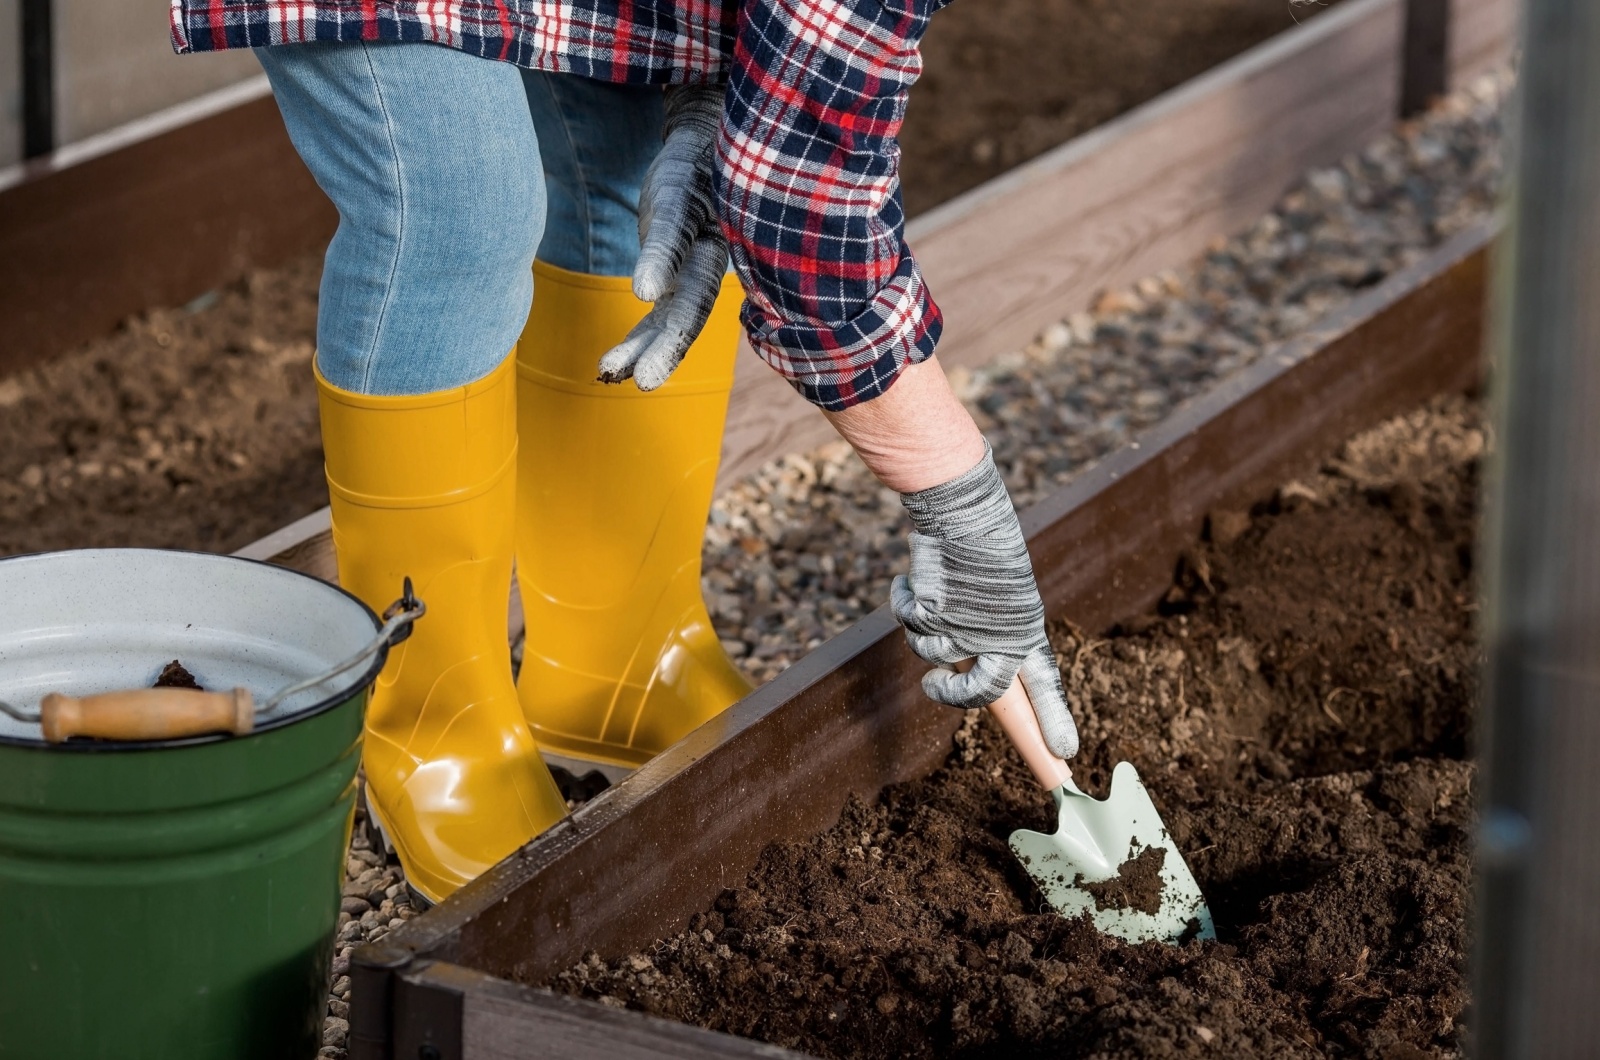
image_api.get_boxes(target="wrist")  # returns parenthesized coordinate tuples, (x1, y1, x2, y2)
(824, 357, 988, 493)
(899, 441, 1011, 537)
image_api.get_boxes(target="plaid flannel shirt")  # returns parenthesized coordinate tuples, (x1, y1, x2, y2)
(171, 0, 947, 410)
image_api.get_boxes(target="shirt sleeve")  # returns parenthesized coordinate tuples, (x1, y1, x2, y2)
(713, 0, 948, 412)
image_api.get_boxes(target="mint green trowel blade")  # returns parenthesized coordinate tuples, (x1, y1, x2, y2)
(1009, 761, 1216, 944)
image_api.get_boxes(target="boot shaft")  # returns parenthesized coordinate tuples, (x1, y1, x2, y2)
(515, 262, 751, 766)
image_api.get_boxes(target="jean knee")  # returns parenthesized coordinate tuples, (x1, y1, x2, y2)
(263, 41, 546, 395)
(524, 70, 662, 276)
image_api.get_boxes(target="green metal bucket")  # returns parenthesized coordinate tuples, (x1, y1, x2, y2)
(0, 549, 396, 1060)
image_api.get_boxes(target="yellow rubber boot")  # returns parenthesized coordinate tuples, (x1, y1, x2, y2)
(514, 262, 752, 768)
(317, 356, 568, 904)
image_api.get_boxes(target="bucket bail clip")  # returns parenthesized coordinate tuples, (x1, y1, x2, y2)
(382, 577, 424, 646)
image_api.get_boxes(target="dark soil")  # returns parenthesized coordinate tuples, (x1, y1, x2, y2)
(0, 0, 1324, 559)
(547, 396, 1484, 1059)
(0, 260, 326, 558)
(152, 660, 202, 689)
(551, 764, 614, 808)
(904, 0, 1332, 214)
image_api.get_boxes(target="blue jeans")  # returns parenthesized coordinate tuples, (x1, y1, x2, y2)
(256, 40, 664, 395)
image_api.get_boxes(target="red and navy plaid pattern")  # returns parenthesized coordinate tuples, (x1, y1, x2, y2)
(171, 0, 946, 410)
(716, 0, 947, 410)
(171, 0, 738, 81)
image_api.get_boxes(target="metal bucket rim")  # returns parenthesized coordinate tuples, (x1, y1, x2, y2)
(0, 548, 386, 753)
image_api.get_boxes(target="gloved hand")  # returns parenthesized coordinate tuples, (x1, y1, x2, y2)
(890, 444, 1080, 760)
(598, 84, 730, 392)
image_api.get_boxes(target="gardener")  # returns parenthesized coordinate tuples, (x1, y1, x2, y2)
(171, 1, 1078, 904)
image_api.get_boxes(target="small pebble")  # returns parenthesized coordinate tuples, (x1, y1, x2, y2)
(321, 1018, 348, 1047)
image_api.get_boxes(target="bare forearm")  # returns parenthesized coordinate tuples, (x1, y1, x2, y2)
(823, 357, 987, 493)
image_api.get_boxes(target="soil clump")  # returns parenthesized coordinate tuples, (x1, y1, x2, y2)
(549, 396, 1483, 1059)
(153, 660, 202, 689)
(1082, 846, 1168, 916)
(905, 0, 1331, 213)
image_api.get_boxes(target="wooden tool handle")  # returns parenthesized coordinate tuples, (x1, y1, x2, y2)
(987, 679, 1074, 790)
(39, 687, 254, 743)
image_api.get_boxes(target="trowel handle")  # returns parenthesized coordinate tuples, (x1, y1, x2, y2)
(987, 679, 1074, 790)
(39, 688, 254, 743)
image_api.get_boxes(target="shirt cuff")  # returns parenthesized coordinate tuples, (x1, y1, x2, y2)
(741, 247, 943, 413)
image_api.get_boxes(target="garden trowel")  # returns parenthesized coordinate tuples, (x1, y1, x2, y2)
(987, 679, 1216, 944)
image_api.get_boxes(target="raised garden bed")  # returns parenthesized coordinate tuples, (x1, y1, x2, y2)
(549, 392, 1480, 1057)
(341, 222, 1489, 1059)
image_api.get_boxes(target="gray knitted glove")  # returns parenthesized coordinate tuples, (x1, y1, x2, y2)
(890, 445, 1080, 759)
(598, 84, 730, 391)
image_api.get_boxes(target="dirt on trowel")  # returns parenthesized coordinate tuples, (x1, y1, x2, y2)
(1081, 845, 1168, 916)
(545, 395, 1482, 1059)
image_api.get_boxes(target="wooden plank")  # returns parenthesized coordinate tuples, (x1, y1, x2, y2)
(367, 592, 962, 996)
(712, 0, 1406, 490)
(3, 0, 1512, 485)
(384, 961, 802, 1060)
(0, 84, 336, 378)
(233, 506, 334, 578)
(1449, 0, 1518, 83)
(347, 224, 1492, 1044)
(393, 961, 464, 1060)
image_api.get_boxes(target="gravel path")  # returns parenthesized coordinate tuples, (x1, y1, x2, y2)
(325, 71, 1509, 1056)
(320, 809, 422, 1055)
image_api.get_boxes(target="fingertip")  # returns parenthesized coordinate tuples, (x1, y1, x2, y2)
(633, 271, 669, 304)
(1044, 720, 1080, 761)
(920, 666, 959, 705)
(632, 340, 687, 392)
(633, 360, 670, 392)
(596, 348, 637, 385)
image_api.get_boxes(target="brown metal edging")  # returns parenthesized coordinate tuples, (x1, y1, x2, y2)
(1402, 0, 1454, 115)
(347, 221, 1495, 1057)
(386, 960, 804, 1060)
